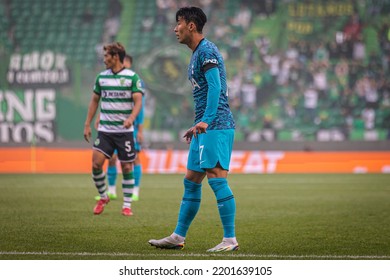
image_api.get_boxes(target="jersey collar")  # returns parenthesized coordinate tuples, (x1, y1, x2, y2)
(193, 38, 205, 53)
(112, 67, 126, 75)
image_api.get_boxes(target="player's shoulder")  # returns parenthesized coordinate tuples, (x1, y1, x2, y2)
(198, 39, 219, 57)
(97, 69, 112, 76)
(197, 39, 221, 66)
(121, 68, 138, 77)
(199, 39, 218, 51)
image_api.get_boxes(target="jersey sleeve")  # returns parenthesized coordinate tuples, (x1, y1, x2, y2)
(201, 67, 220, 125)
(132, 74, 145, 95)
(200, 49, 219, 72)
(93, 75, 101, 95)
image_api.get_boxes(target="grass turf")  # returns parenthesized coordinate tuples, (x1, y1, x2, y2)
(0, 173, 389, 260)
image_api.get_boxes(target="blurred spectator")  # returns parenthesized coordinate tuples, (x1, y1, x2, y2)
(110, 0, 122, 16)
(214, 18, 231, 40)
(263, 52, 281, 79)
(353, 35, 366, 61)
(313, 42, 329, 67)
(255, 36, 271, 56)
(361, 107, 376, 130)
(334, 58, 349, 88)
(241, 82, 257, 109)
(142, 17, 154, 32)
(343, 13, 362, 42)
(303, 84, 319, 124)
(256, 0, 276, 18)
(312, 65, 328, 100)
(156, 0, 172, 24)
(104, 17, 120, 42)
(230, 3, 252, 30)
(81, 6, 94, 26)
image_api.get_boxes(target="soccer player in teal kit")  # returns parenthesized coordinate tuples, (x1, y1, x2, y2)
(149, 6, 238, 252)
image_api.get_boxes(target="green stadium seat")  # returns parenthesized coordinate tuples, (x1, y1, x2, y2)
(350, 129, 365, 140)
(278, 130, 293, 141)
(377, 129, 387, 140)
(235, 131, 245, 141)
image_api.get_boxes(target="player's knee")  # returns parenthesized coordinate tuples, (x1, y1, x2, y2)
(92, 161, 103, 170)
(108, 157, 116, 166)
(121, 163, 133, 174)
(184, 178, 202, 192)
(209, 177, 227, 193)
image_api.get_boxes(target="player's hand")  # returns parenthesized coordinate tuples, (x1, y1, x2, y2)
(137, 131, 144, 145)
(123, 117, 133, 129)
(183, 128, 194, 144)
(84, 125, 91, 143)
(94, 119, 99, 130)
(192, 122, 208, 138)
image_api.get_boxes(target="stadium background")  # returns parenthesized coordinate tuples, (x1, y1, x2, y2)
(0, 0, 389, 173)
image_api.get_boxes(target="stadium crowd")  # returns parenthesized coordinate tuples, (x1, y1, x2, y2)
(151, 0, 390, 141)
(1, 0, 389, 142)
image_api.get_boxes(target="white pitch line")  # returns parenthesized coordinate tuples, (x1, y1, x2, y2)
(0, 251, 389, 259)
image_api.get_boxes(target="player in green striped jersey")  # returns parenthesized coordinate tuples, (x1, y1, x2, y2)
(83, 42, 144, 216)
(93, 54, 146, 202)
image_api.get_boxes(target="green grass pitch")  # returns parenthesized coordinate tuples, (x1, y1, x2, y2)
(0, 173, 389, 260)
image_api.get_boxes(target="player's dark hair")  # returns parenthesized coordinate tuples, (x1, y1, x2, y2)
(176, 6, 207, 33)
(103, 42, 126, 63)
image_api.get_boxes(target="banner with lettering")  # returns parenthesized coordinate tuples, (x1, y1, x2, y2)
(7, 51, 70, 87)
(0, 89, 56, 143)
(1, 148, 389, 174)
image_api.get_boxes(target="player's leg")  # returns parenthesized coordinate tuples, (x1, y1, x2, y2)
(116, 132, 136, 216)
(201, 129, 238, 252)
(92, 150, 108, 199)
(132, 128, 142, 201)
(107, 152, 118, 199)
(148, 170, 205, 250)
(148, 137, 206, 249)
(120, 161, 134, 216)
(92, 132, 114, 215)
(94, 151, 118, 201)
(132, 153, 142, 201)
(206, 167, 238, 252)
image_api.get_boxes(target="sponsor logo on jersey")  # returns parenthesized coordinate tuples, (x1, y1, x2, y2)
(105, 91, 127, 97)
(203, 58, 218, 65)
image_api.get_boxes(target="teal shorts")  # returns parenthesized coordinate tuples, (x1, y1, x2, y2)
(134, 128, 141, 152)
(187, 129, 234, 172)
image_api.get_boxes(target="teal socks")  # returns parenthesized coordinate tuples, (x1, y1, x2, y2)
(174, 178, 202, 237)
(134, 164, 142, 187)
(173, 177, 236, 239)
(107, 165, 117, 187)
(209, 177, 236, 238)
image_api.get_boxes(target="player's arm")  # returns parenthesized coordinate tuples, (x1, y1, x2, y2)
(84, 93, 101, 143)
(124, 92, 143, 129)
(193, 64, 221, 137)
(137, 123, 144, 143)
(124, 74, 145, 129)
(135, 96, 145, 143)
(94, 111, 100, 130)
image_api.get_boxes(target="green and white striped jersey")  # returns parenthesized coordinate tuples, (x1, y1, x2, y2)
(93, 68, 144, 133)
